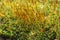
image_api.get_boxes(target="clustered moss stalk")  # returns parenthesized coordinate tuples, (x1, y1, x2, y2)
(0, 0, 60, 40)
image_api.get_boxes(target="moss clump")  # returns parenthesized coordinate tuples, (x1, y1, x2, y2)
(0, 0, 60, 40)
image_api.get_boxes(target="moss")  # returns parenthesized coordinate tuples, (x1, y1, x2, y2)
(0, 0, 60, 40)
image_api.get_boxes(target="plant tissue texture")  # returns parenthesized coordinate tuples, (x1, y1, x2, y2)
(0, 0, 60, 40)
